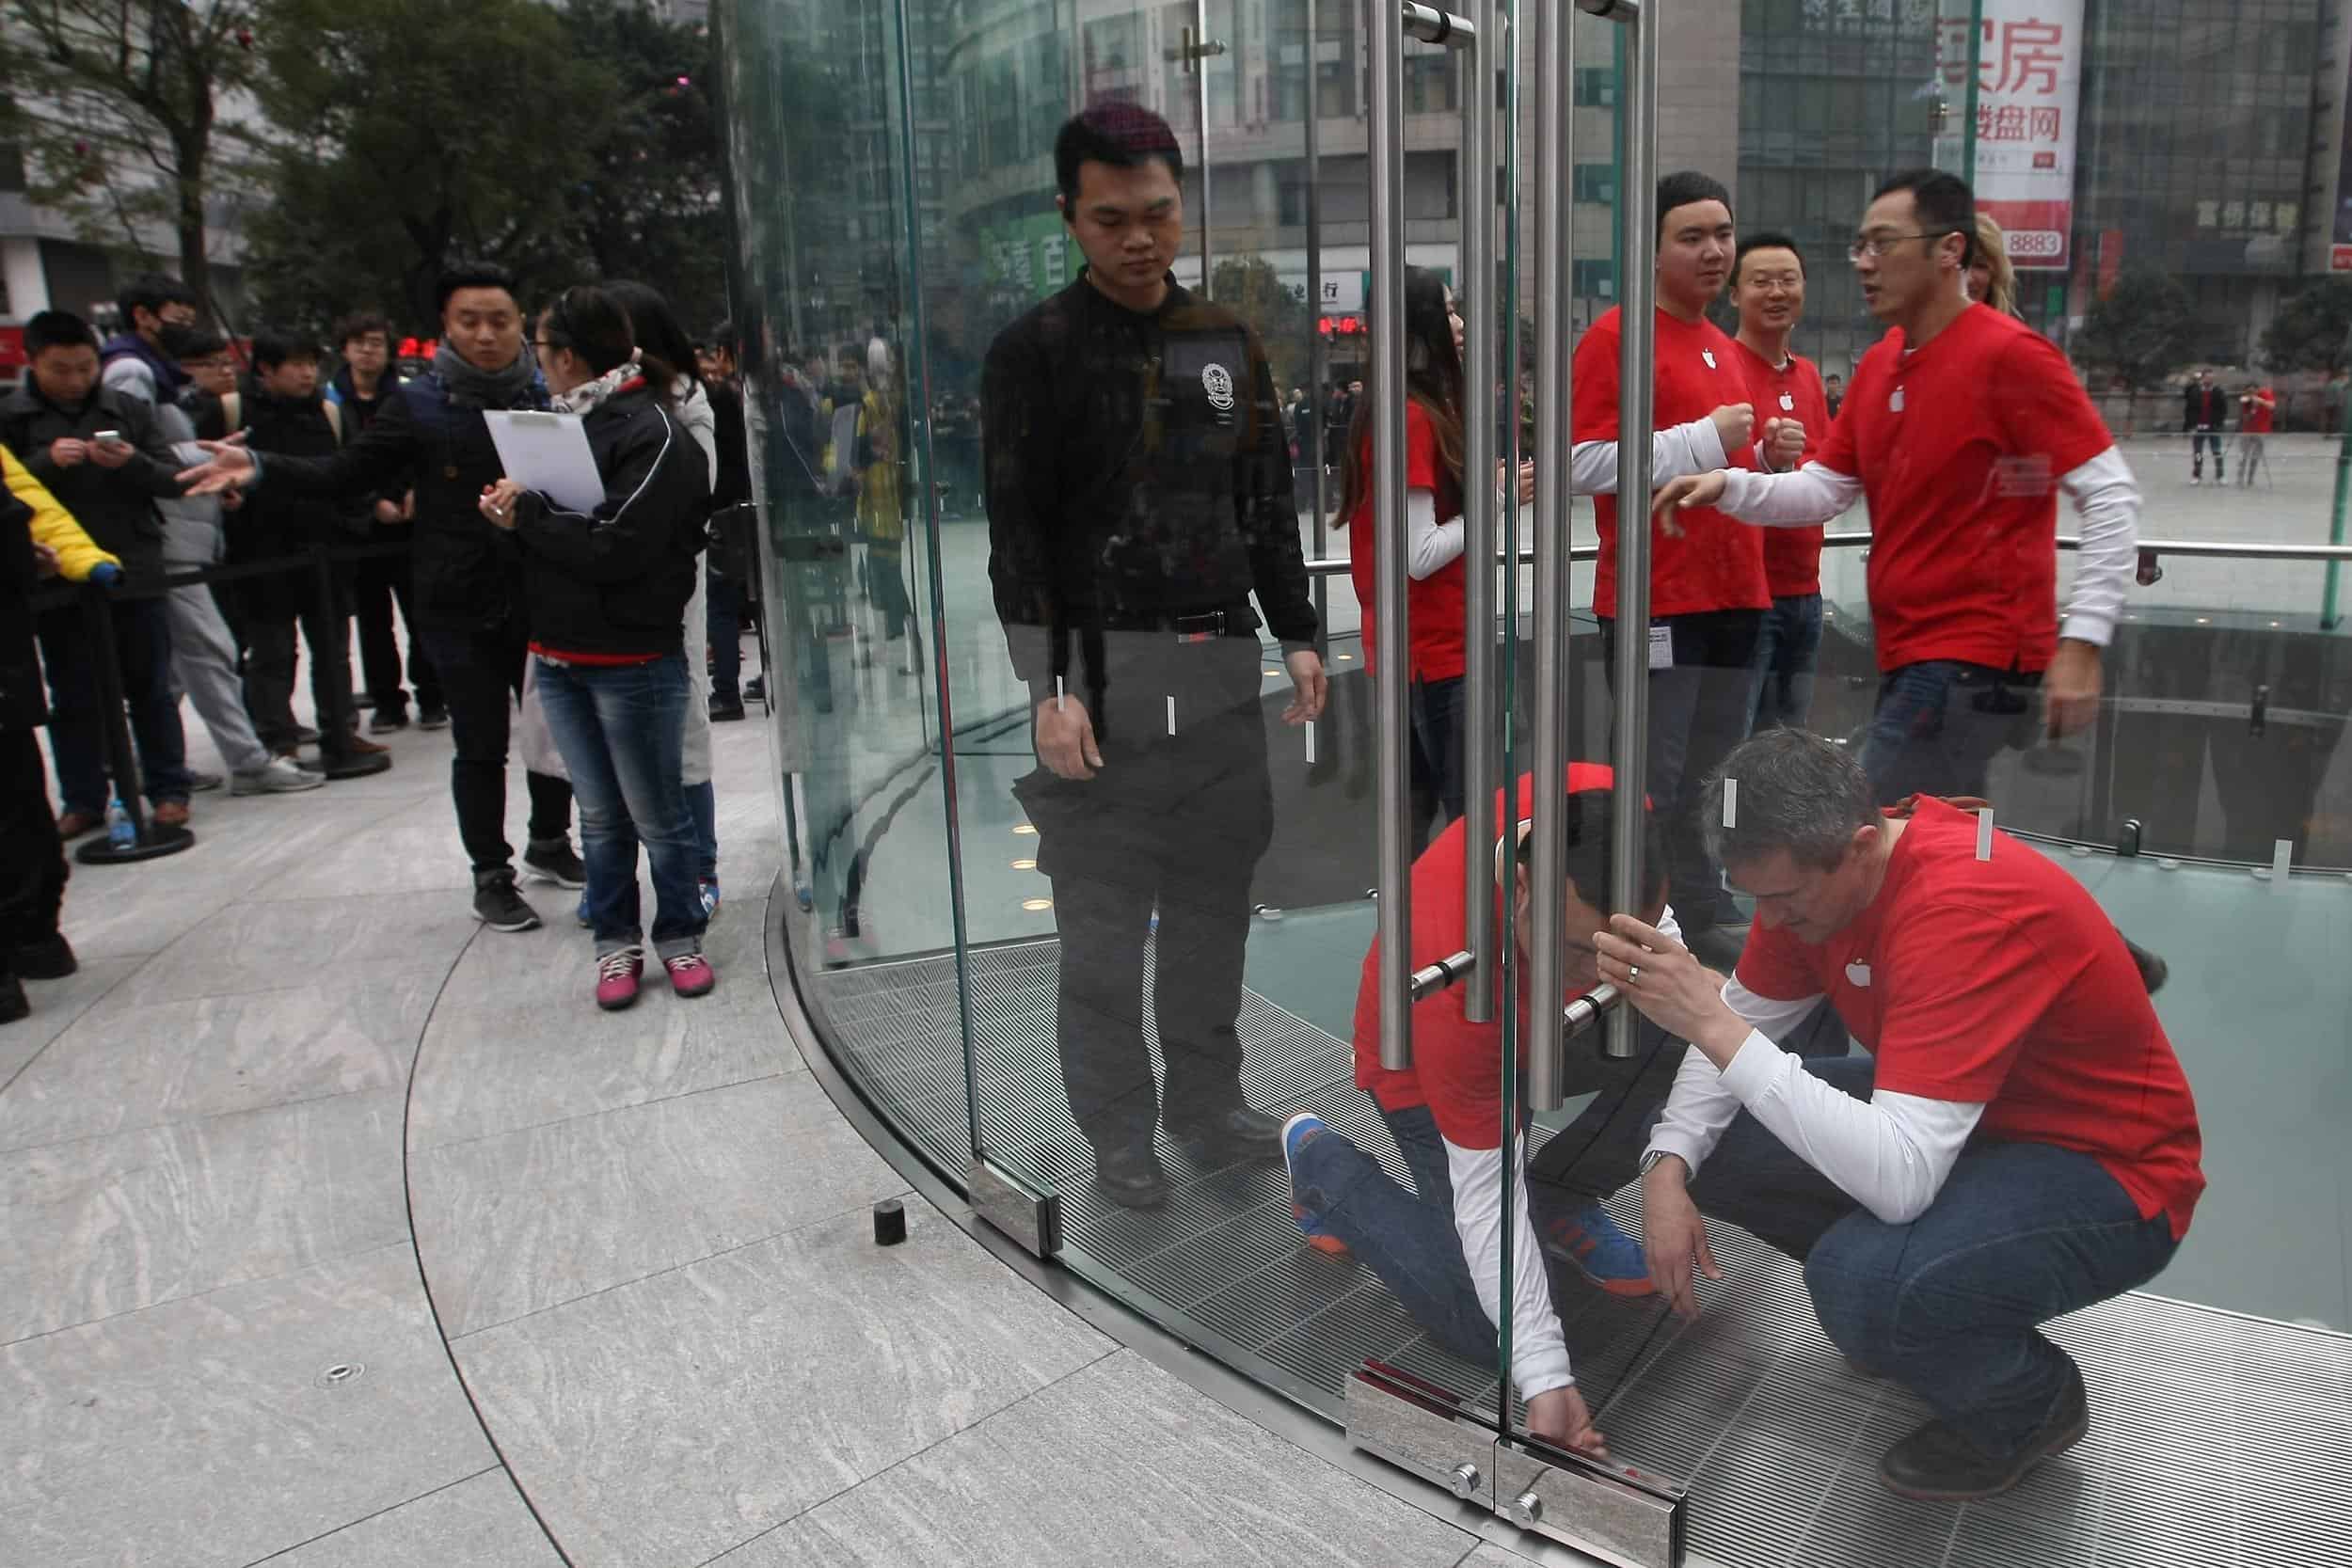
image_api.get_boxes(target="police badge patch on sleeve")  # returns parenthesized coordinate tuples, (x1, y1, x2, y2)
(1201, 362, 1236, 411)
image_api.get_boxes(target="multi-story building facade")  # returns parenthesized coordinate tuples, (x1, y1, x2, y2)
(753, 0, 2352, 391)
(1740, 0, 2352, 373)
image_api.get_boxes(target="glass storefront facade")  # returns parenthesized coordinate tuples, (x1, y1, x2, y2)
(718, 0, 2351, 1562)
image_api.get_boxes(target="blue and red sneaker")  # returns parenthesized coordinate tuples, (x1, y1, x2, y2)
(1280, 1113, 1350, 1257)
(1541, 1200, 1655, 1297)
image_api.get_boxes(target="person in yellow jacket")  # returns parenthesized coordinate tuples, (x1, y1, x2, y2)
(3, 443, 114, 1022)
(851, 339, 910, 643)
(6, 445, 120, 585)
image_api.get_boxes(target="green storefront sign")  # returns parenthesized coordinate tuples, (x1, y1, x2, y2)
(978, 212, 1078, 301)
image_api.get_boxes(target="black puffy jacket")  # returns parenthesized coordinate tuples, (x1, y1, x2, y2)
(510, 383, 708, 658)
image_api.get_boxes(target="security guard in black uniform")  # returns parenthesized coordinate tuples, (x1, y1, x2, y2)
(984, 103, 1327, 1209)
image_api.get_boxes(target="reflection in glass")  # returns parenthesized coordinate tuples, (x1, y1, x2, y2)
(978, 101, 1323, 1207)
(718, 1, 2352, 1562)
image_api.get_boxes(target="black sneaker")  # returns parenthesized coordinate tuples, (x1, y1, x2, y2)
(708, 693, 746, 722)
(743, 676, 766, 703)
(1879, 1361, 2089, 1502)
(11, 934, 77, 980)
(370, 708, 410, 735)
(416, 705, 451, 730)
(522, 839, 587, 889)
(0, 976, 26, 1026)
(472, 871, 542, 932)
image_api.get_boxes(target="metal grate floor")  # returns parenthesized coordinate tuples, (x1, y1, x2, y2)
(807, 941, 2352, 1568)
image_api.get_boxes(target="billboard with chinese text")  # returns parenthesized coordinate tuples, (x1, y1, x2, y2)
(1942, 0, 2083, 271)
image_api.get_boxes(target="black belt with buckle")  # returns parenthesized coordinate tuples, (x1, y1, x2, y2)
(1170, 610, 1229, 643)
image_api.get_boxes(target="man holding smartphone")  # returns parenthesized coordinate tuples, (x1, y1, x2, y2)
(0, 309, 198, 835)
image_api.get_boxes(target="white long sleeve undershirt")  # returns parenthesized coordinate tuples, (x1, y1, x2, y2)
(1713, 444, 2140, 647)
(1440, 906, 1684, 1402)
(1404, 489, 1464, 580)
(1640, 976, 1985, 1227)
(1568, 415, 1730, 497)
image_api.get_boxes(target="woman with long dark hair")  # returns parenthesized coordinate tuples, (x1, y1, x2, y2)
(606, 279, 724, 918)
(1336, 266, 1532, 831)
(479, 285, 713, 1010)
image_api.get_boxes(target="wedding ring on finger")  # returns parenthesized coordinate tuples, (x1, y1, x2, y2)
(1627, 964, 1642, 984)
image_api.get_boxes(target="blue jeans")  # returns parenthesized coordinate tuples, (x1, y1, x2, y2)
(1409, 673, 1467, 830)
(1288, 1021, 1684, 1369)
(1675, 1055, 2179, 1453)
(532, 655, 707, 958)
(687, 779, 717, 881)
(2189, 430, 2224, 476)
(1748, 593, 1823, 733)
(1854, 658, 2040, 807)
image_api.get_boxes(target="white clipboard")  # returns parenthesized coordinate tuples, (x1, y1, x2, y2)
(485, 410, 603, 515)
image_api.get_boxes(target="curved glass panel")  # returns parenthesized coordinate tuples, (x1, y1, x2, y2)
(723, 0, 2352, 1562)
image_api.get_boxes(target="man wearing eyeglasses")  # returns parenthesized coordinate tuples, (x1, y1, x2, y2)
(1650, 169, 2164, 990)
(1652, 171, 2136, 801)
(1725, 232, 1833, 735)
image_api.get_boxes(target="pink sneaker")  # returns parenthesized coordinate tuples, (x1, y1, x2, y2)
(663, 951, 716, 998)
(595, 947, 644, 1011)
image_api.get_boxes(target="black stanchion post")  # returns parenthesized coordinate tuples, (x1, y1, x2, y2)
(310, 544, 391, 782)
(741, 508, 776, 712)
(73, 581, 195, 865)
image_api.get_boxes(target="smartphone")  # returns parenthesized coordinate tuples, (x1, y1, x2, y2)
(91, 430, 125, 446)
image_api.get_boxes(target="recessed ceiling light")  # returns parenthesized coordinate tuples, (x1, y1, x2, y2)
(1021, 897, 1053, 911)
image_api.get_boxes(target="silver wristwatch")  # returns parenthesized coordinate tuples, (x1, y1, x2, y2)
(1639, 1149, 1677, 1179)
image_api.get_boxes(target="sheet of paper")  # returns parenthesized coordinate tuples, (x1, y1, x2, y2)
(484, 410, 604, 515)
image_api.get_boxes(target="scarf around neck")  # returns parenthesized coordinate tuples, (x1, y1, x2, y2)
(434, 339, 542, 410)
(554, 353, 644, 416)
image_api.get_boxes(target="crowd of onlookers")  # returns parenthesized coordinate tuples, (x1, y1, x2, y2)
(2, 265, 765, 1024)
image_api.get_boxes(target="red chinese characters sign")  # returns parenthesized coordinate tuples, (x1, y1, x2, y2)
(1938, 1, 2082, 271)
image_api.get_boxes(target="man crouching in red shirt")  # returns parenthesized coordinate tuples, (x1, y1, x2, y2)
(1597, 728, 2203, 1502)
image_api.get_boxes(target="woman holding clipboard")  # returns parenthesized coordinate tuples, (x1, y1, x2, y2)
(479, 285, 713, 1011)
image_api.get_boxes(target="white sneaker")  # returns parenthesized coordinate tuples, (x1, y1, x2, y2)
(231, 756, 327, 795)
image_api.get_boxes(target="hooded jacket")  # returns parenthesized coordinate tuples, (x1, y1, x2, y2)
(510, 381, 708, 659)
(100, 332, 187, 406)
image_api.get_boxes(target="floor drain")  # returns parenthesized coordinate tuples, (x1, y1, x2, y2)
(316, 1362, 365, 1388)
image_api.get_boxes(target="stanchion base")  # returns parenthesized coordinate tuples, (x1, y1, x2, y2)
(320, 751, 394, 781)
(74, 825, 196, 864)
